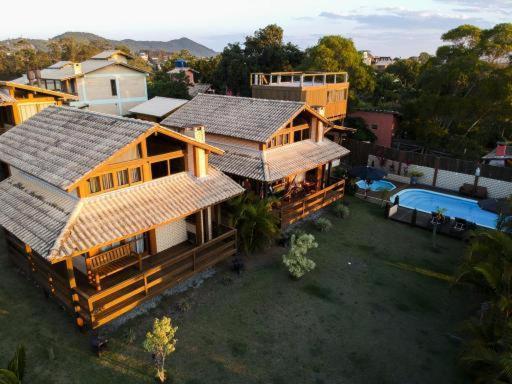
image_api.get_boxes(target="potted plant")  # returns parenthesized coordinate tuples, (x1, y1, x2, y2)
(409, 170, 424, 185)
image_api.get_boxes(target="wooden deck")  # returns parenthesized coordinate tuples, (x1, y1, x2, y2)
(278, 179, 345, 228)
(6, 226, 237, 329)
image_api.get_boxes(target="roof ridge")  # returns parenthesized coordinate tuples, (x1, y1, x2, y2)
(196, 93, 305, 106)
(53, 105, 155, 127)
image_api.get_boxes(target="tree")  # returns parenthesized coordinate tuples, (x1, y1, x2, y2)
(0, 345, 25, 384)
(214, 25, 304, 96)
(282, 233, 319, 279)
(143, 317, 178, 383)
(301, 35, 376, 103)
(226, 192, 279, 255)
(344, 116, 376, 142)
(148, 71, 191, 99)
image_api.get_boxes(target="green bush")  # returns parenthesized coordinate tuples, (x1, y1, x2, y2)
(333, 202, 350, 218)
(314, 217, 332, 232)
(282, 233, 319, 279)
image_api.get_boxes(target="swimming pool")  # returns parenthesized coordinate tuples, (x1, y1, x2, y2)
(356, 179, 396, 192)
(390, 189, 498, 229)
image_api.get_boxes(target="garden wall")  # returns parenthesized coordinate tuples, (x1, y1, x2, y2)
(367, 154, 512, 199)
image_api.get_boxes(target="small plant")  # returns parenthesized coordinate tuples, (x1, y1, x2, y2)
(143, 317, 178, 383)
(409, 170, 424, 178)
(176, 299, 192, 313)
(282, 233, 319, 279)
(0, 344, 25, 384)
(314, 217, 332, 232)
(125, 328, 136, 345)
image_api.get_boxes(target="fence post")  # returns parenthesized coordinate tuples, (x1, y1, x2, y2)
(432, 157, 440, 187)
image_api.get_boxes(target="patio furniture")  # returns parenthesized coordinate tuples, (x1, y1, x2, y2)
(459, 183, 488, 199)
(86, 243, 142, 291)
(452, 217, 468, 231)
(478, 198, 511, 215)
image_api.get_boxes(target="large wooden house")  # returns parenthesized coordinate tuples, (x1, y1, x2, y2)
(162, 94, 351, 227)
(0, 106, 243, 329)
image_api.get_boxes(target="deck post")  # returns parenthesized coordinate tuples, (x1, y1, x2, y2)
(65, 257, 84, 328)
(196, 210, 204, 245)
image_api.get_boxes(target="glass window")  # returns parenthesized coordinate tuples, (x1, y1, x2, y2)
(101, 173, 114, 190)
(130, 167, 142, 183)
(110, 79, 117, 96)
(170, 157, 185, 174)
(151, 160, 169, 179)
(271, 137, 276, 147)
(303, 129, 310, 140)
(277, 135, 282, 146)
(283, 134, 289, 144)
(88, 177, 101, 194)
(117, 169, 129, 186)
(293, 130, 302, 142)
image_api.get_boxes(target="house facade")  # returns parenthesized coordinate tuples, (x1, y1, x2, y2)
(11, 50, 149, 116)
(349, 109, 400, 148)
(162, 94, 351, 227)
(0, 106, 243, 329)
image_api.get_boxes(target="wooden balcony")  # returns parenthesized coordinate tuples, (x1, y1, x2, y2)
(276, 179, 345, 228)
(6, 226, 237, 329)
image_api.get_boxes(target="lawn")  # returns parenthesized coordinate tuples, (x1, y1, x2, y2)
(0, 197, 477, 383)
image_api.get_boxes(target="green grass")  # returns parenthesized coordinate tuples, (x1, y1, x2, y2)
(0, 197, 476, 383)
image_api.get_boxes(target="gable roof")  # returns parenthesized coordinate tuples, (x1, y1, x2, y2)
(48, 61, 73, 69)
(0, 106, 155, 190)
(0, 106, 223, 191)
(0, 168, 243, 262)
(0, 81, 79, 101)
(37, 60, 148, 81)
(129, 97, 188, 118)
(208, 138, 350, 182)
(91, 50, 133, 60)
(161, 94, 308, 143)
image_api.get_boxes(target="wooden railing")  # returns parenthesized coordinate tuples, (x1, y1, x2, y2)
(82, 226, 237, 329)
(278, 179, 345, 228)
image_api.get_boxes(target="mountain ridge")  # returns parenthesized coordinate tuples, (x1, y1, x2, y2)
(1, 32, 217, 57)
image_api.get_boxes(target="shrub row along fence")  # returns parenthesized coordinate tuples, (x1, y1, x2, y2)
(344, 139, 512, 182)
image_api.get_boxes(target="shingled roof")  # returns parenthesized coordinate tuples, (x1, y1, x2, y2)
(0, 106, 155, 190)
(0, 168, 243, 262)
(208, 138, 350, 182)
(161, 94, 306, 143)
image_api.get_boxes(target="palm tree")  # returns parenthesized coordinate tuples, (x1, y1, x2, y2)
(227, 192, 279, 255)
(455, 230, 512, 317)
(0, 345, 25, 384)
(460, 314, 512, 383)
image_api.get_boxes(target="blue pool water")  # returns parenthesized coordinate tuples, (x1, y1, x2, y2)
(390, 189, 498, 229)
(356, 179, 397, 192)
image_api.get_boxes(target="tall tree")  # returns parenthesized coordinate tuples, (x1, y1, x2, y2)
(301, 35, 376, 104)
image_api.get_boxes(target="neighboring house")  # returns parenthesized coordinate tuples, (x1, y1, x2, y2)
(349, 109, 400, 148)
(11, 50, 149, 116)
(482, 142, 512, 167)
(0, 80, 78, 133)
(0, 106, 243, 329)
(162, 94, 350, 228)
(251, 71, 350, 123)
(372, 56, 395, 71)
(129, 96, 188, 122)
(167, 59, 214, 98)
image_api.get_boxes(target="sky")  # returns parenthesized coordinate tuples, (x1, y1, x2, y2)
(1, 0, 510, 57)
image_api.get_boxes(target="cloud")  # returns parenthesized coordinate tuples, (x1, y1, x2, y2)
(319, 8, 489, 30)
(437, 0, 512, 14)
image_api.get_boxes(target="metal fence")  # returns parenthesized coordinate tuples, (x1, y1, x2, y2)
(344, 139, 512, 182)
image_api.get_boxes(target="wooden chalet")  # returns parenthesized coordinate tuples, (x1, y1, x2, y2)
(251, 71, 349, 122)
(0, 81, 78, 133)
(0, 106, 243, 329)
(162, 94, 351, 227)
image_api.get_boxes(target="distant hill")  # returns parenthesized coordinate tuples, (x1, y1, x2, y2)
(1, 32, 217, 57)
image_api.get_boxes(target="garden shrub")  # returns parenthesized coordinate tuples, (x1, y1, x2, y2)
(282, 233, 319, 279)
(333, 202, 350, 218)
(315, 217, 332, 232)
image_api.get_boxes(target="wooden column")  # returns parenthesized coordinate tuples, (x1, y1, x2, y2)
(195, 210, 204, 245)
(316, 166, 323, 190)
(66, 258, 84, 328)
(203, 208, 211, 242)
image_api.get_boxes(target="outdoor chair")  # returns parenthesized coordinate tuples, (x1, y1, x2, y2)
(452, 217, 467, 231)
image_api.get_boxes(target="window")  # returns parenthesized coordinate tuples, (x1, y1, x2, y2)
(130, 167, 142, 183)
(110, 79, 117, 96)
(101, 173, 114, 190)
(293, 130, 302, 142)
(371, 124, 378, 130)
(54, 80, 62, 91)
(170, 157, 185, 174)
(117, 169, 129, 186)
(88, 177, 101, 194)
(283, 134, 289, 144)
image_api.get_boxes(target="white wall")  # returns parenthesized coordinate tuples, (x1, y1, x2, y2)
(155, 219, 187, 252)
